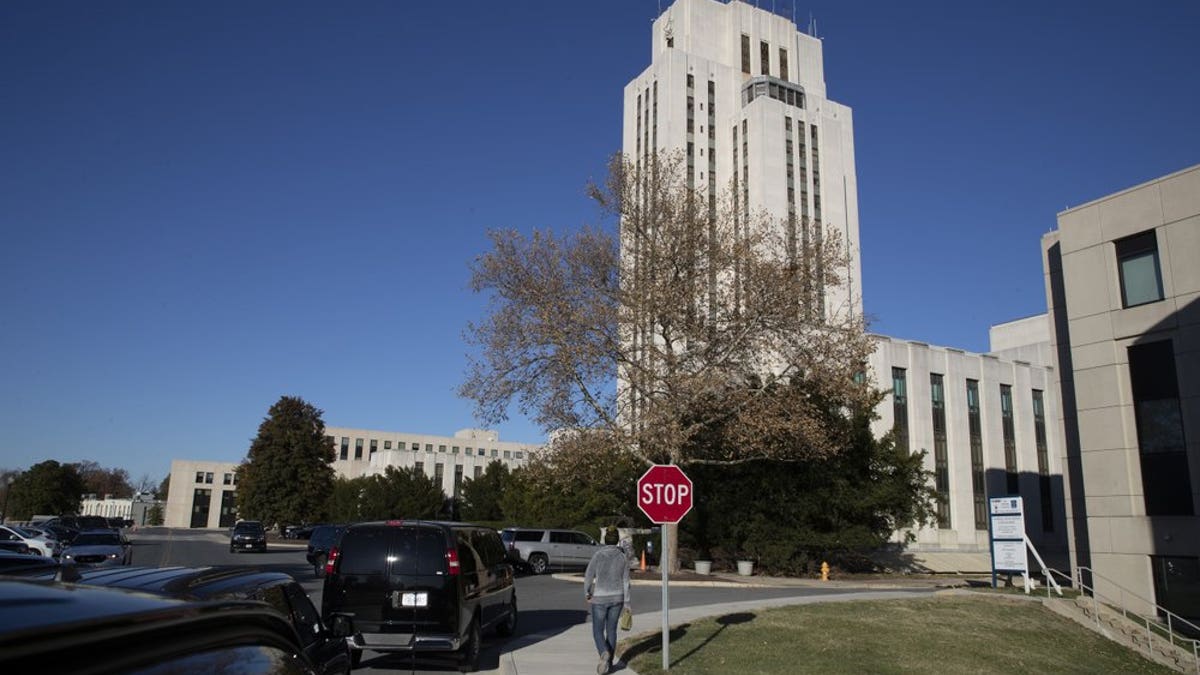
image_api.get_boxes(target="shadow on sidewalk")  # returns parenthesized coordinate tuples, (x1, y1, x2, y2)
(619, 612, 757, 670)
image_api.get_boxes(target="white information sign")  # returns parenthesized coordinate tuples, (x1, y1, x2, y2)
(992, 540, 1028, 572)
(991, 514, 1025, 539)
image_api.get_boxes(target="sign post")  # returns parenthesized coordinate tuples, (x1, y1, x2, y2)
(988, 496, 1028, 589)
(637, 464, 693, 672)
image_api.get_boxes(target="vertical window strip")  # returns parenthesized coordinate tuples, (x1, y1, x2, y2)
(931, 373, 951, 528)
(967, 379, 986, 530)
(1001, 384, 1018, 494)
(892, 368, 909, 453)
(1033, 390, 1053, 531)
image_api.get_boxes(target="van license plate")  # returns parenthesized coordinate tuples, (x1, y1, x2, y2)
(400, 592, 427, 607)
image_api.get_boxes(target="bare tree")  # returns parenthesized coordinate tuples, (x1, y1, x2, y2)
(462, 151, 875, 569)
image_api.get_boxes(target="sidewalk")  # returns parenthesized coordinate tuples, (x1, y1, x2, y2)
(496, 572, 966, 675)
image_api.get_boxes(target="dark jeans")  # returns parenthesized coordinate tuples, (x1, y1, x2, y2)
(590, 600, 623, 656)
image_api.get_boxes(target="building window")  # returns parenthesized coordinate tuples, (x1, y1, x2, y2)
(1000, 384, 1018, 494)
(454, 465, 464, 498)
(340, 437, 349, 461)
(759, 40, 770, 76)
(438, 445, 447, 453)
(426, 444, 433, 452)
(478, 448, 486, 456)
(515, 451, 523, 459)
(369, 439, 378, 455)
(384, 440, 392, 450)
(491, 449, 498, 458)
(1033, 390, 1053, 531)
(415, 461, 424, 474)
(195, 471, 204, 483)
(779, 47, 789, 81)
(966, 379, 987, 530)
(411, 442, 419, 451)
(1129, 340, 1192, 515)
(223, 473, 232, 486)
(931, 374, 950, 529)
(354, 438, 363, 460)
(435, 463, 445, 485)
(452, 446, 459, 454)
(740, 34, 750, 73)
(205, 472, 213, 484)
(503, 450, 512, 459)
(892, 368, 909, 452)
(1116, 230, 1164, 307)
(474, 466, 482, 479)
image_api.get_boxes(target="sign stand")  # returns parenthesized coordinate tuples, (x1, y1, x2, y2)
(636, 464, 694, 672)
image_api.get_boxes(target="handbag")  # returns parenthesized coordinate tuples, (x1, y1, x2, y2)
(618, 606, 632, 631)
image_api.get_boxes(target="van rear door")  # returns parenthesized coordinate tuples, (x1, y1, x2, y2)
(332, 525, 391, 633)
(383, 525, 457, 638)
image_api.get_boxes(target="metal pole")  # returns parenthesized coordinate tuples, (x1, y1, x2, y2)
(661, 524, 669, 671)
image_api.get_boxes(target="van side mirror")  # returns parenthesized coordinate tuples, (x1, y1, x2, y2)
(327, 613, 354, 638)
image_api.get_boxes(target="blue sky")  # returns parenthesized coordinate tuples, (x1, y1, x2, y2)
(3, 0, 1198, 483)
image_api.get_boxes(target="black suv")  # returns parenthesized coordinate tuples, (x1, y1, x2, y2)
(321, 520, 517, 672)
(307, 524, 346, 578)
(230, 520, 268, 553)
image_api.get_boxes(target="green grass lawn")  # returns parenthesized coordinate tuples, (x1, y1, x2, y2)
(621, 594, 1175, 674)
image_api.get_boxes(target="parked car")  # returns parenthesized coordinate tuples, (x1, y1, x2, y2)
(0, 541, 31, 556)
(0, 577, 329, 674)
(499, 527, 600, 574)
(322, 520, 518, 671)
(0, 525, 60, 558)
(0, 550, 66, 577)
(306, 524, 346, 578)
(230, 520, 268, 553)
(69, 565, 352, 674)
(61, 529, 132, 567)
(33, 522, 78, 544)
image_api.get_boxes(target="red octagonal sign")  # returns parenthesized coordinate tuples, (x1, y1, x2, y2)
(637, 464, 694, 524)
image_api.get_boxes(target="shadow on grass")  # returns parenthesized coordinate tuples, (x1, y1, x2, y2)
(620, 612, 756, 669)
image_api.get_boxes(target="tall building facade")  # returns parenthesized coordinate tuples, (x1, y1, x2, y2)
(1044, 164, 1200, 621)
(624, 0, 1066, 571)
(623, 0, 861, 319)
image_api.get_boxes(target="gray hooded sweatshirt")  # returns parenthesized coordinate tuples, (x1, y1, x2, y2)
(583, 545, 631, 605)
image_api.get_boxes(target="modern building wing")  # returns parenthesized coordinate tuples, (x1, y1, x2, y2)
(1044, 164, 1200, 621)
(164, 428, 536, 529)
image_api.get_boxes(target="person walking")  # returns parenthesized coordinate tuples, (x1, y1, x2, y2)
(584, 526, 630, 675)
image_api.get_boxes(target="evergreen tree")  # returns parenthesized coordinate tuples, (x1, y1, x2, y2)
(460, 460, 509, 522)
(7, 460, 86, 520)
(235, 396, 336, 529)
(356, 466, 443, 521)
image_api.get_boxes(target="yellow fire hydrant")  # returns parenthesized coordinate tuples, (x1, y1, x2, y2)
(821, 561, 830, 581)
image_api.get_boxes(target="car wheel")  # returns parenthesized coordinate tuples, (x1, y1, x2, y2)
(496, 593, 517, 637)
(314, 554, 327, 578)
(528, 554, 549, 575)
(458, 617, 481, 673)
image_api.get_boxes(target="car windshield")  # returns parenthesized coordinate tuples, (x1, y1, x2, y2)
(73, 533, 121, 546)
(234, 523, 263, 533)
(10, 527, 35, 538)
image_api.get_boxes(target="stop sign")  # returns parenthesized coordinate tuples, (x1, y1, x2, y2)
(637, 464, 693, 523)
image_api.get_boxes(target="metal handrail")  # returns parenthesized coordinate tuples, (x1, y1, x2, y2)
(1060, 566, 1200, 673)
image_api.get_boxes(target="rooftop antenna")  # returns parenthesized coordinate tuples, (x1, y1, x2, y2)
(808, 12, 818, 38)
(792, 0, 797, 25)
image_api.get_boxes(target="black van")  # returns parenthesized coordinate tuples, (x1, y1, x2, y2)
(321, 520, 517, 672)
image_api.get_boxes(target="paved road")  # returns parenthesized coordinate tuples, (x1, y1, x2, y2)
(132, 527, 917, 674)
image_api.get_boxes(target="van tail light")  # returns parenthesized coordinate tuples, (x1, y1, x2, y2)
(445, 547, 460, 576)
(325, 546, 340, 576)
